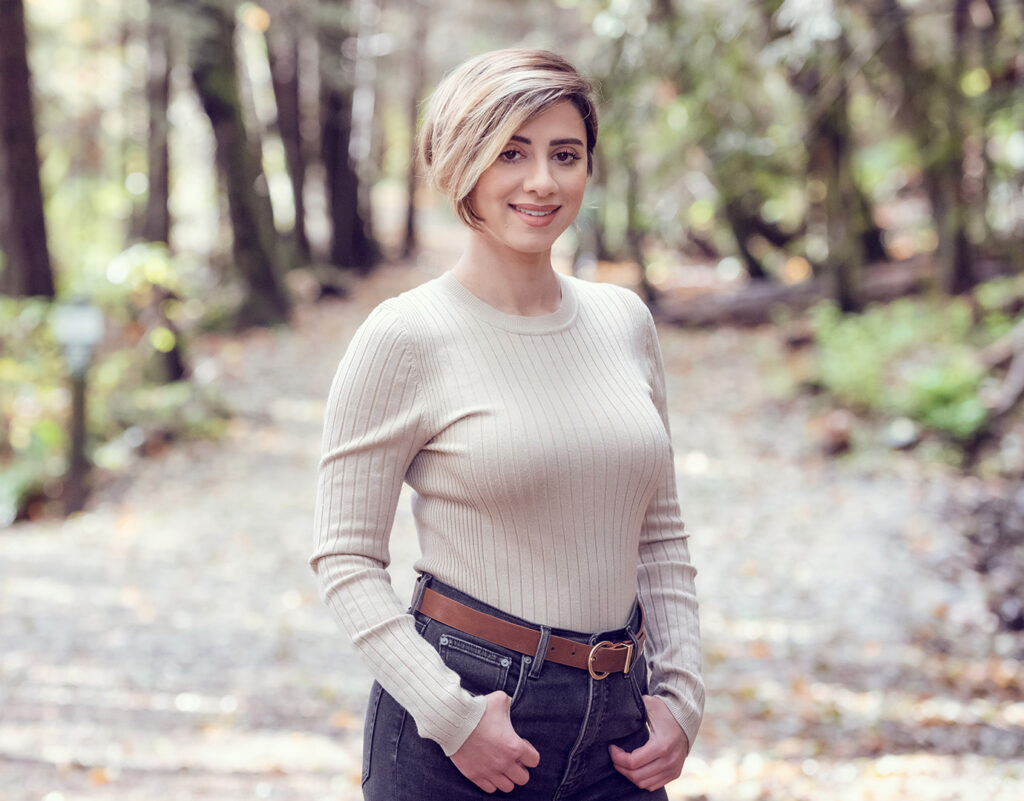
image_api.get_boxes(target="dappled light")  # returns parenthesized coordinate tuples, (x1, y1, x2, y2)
(3, 0, 1024, 798)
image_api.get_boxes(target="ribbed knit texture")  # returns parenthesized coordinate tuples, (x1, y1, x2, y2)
(311, 271, 704, 756)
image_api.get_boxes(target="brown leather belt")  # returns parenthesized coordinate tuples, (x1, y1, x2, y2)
(417, 586, 645, 680)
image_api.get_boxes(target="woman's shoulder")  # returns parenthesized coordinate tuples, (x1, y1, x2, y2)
(356, 275, 454, 345)
(339, 281, 449, 380)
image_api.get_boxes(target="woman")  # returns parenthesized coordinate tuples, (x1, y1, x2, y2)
(311, 49, 704, 800)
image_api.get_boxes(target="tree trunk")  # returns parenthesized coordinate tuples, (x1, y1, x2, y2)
(924, 163, 974, 294)
(591, 147, 614, 261)
(857, 188, 888, 263)
(319, 1, 376, 273)
(187, 0, 290, 327)
(932, 0, 975, 294)
(625, 159, 659, 309)
(0, 0, 55, 298)
(1016, 1, 1024, 269)
(266, 2, 311, 262)
(876, 0, 975, 294)
(817, 60, 864, 312)
(721, 196, 770, 280)
(140, 2, 189, 383)
(401, 0, 429, 259)
(825, 147, 864, 312)
(143, 1, 172, 245)
(786, 33, 864, 310)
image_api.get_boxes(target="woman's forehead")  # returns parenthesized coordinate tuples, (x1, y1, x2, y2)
(511, 100, 587, 141)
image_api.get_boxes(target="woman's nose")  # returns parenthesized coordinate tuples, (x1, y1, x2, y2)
(523, 161, 557, 196)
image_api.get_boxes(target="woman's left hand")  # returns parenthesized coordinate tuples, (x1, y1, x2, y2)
(608, 695, 690, 790)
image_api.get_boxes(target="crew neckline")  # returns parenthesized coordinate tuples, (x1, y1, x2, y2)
(436, 271, 579, 334)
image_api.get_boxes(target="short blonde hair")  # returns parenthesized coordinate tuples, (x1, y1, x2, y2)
(418, 49, 598, 228)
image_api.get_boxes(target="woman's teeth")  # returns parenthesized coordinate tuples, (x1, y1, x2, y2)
(513, 206, 555, 217)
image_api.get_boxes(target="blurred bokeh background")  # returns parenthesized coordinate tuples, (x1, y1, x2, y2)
(2, 0, 1024, 799)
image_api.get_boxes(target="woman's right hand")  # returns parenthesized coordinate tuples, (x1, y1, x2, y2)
(450, 691, 540, 793)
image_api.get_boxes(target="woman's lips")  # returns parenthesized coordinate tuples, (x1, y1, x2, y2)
(510, 204, 561, 227)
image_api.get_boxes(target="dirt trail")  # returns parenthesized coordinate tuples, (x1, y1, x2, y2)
(1, 261, 1021, 800)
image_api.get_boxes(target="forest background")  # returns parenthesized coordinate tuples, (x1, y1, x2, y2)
(3, 0, 1024, 520)
(2, 0, 1024, 797)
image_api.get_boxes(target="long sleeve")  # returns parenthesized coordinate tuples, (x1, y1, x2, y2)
(636, 309, 705, 750)
(310, 303, 486, 755)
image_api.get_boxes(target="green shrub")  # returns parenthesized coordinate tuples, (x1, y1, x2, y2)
(808, 292, 996, 442)
(899, 356, 988, 440)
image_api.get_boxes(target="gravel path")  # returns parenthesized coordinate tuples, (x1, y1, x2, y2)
(2, 262, 1021, 801)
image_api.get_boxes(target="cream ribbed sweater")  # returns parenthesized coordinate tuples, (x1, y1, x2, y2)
(311, 271, 704, 756)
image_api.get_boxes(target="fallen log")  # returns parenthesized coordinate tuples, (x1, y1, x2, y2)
(655, 257, 931, 326)
(654, 257, 1015, 327)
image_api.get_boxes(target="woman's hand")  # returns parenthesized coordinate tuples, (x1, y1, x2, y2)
(608, 695, 690, 790)
(450, 691, 540, 793)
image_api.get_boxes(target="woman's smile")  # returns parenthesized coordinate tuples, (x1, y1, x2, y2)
(510, 203, 562, 226)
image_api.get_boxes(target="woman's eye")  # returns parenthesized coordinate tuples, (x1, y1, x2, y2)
(553, 150, 581, 164)
(499, 149, 523, 162)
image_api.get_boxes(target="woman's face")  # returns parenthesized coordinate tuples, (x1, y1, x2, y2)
(467, 100, 589, 258)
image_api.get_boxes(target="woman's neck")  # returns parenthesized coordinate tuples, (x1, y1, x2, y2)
(450, 235, 561, 316)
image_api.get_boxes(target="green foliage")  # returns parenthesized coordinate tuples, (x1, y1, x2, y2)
(103, 243, 185, 297)
(0, 298, 69, 525)
(808, 292, 998, 442)
(898, 356, 987, 440)
(0, 295, 231, 525)
(854, 135, 920, 199)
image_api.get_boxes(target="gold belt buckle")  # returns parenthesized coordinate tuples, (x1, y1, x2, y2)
(587, 640, 634, 680)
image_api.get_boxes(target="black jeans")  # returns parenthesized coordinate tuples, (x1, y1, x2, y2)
(361, 574, 668, 801)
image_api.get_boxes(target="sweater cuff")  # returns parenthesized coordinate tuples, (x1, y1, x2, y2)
(433, 693, 488, 757)
(657, 692, 702, 755)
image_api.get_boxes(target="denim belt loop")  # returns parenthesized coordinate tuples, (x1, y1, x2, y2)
(625, 597, 643, 654)
(529, 625, 552, 679)
(627, 628, 642, 658)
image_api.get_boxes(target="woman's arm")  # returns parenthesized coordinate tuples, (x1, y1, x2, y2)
(310, 302, 486, 756)
(635, 307, 705, 745)
(611, 304, 704, 788)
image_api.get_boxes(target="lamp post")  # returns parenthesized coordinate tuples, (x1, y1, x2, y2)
(51, 298, 105, 515)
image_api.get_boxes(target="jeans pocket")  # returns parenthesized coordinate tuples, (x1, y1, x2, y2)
(361, 680, 385, 785)
(437, 632, 512, 697)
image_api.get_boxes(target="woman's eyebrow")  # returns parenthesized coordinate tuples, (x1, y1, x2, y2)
(510, 135, 585, 146)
